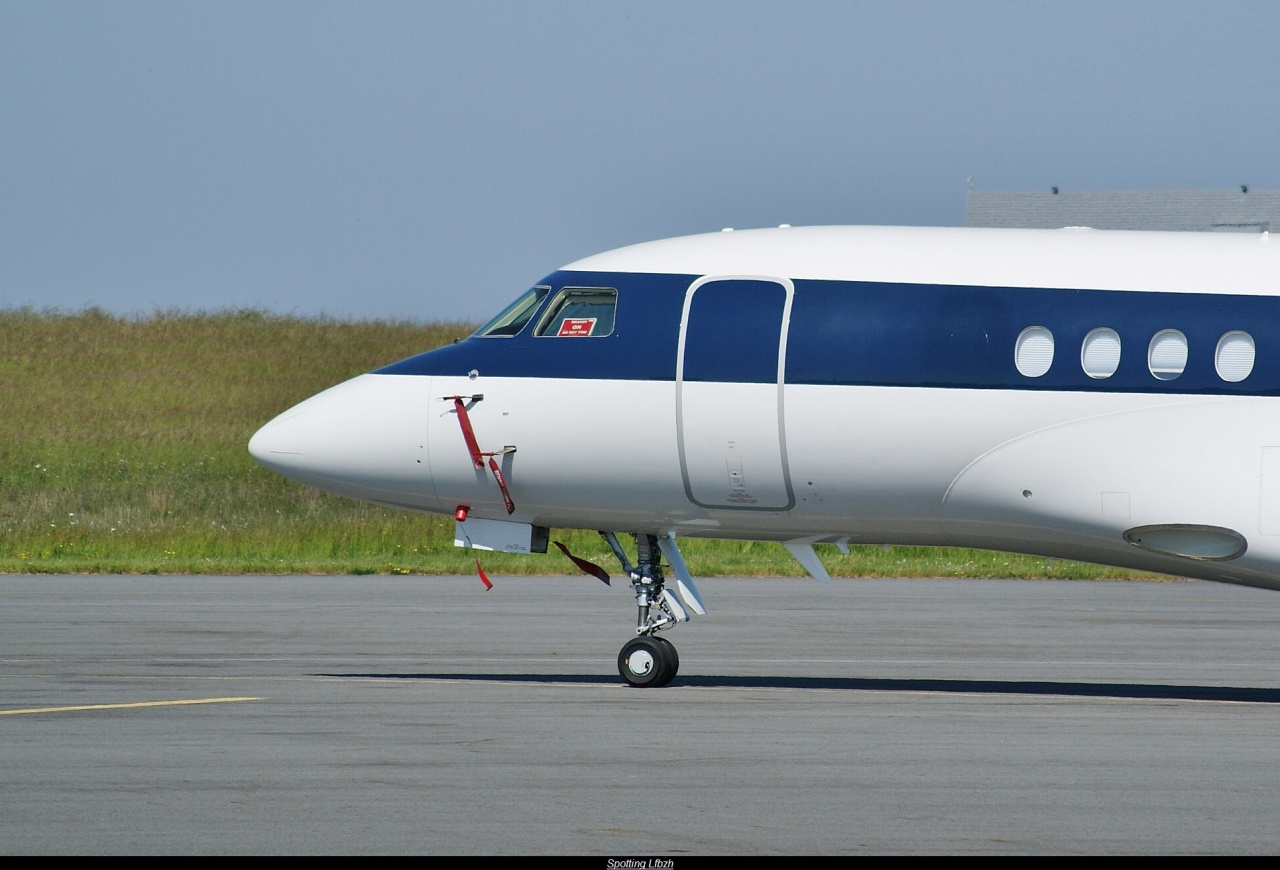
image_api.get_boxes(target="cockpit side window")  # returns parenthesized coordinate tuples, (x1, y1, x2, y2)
(472, 286, 551, 337)
(533, 288, 617, 337)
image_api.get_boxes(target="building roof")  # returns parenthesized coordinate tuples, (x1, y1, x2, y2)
(965, 187, 1277, 233)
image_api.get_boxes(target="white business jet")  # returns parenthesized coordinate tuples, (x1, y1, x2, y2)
(250, 223, 1280, 686)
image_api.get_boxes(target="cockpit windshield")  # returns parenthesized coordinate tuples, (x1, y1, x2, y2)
(471, 286, 551, 337)
(533, 288, 617, 337)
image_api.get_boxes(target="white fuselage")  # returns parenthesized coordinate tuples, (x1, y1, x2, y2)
(250, 225, 1280, 591)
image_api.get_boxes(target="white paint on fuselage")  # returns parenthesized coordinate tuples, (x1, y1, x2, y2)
(250, 368, 1280, 589)
(568, 225, 1279, 296)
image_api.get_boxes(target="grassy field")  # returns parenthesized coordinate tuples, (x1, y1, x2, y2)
(0, 308, 1156, 579)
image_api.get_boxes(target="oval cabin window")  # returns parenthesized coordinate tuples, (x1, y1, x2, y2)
(1215, 331, 1255, 382)
(1148, 329, 1188, 381)
(1015, 326, 1054, 378)
(1081, 328, 1121, 379)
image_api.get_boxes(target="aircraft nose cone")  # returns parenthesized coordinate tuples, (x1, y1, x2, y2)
(247, 409, 311, 475)
(247, 373, 441, 511)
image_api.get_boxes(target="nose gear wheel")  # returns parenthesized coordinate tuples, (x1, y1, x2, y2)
(618, 635, 679, 688)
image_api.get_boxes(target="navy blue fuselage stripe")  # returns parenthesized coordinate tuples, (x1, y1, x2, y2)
(373, 269, 1280, 396)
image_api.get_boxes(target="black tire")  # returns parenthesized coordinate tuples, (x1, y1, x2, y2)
(618, 636, 668, 688)
(652, 636, 679, 687)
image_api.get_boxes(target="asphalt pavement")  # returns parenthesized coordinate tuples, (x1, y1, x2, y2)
(3, 574, 1280, 855)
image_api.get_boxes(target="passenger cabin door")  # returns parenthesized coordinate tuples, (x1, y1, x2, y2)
(677, 276, 795, 511)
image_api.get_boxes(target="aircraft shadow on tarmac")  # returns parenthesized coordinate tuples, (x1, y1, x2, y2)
(314, 673, 1280, 704)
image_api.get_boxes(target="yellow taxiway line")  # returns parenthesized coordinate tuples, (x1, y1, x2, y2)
(0, 697, 261, 716)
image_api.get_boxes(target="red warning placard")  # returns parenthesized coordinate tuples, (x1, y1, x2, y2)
(558, 317, 596, 336)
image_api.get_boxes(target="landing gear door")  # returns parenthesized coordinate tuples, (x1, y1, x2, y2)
(677, 276, 795, 511)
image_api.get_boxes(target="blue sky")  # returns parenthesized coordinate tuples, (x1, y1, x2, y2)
(3, 1, 1278, 323)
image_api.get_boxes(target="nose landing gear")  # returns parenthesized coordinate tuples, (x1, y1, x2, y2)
(602, 532, 703, 688)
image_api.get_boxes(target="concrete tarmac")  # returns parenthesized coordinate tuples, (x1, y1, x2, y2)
(3, 574, 1280, 855)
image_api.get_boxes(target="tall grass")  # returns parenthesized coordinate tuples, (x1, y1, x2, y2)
(1, 308, 463, 573)
(0, 308, 1151, 578)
